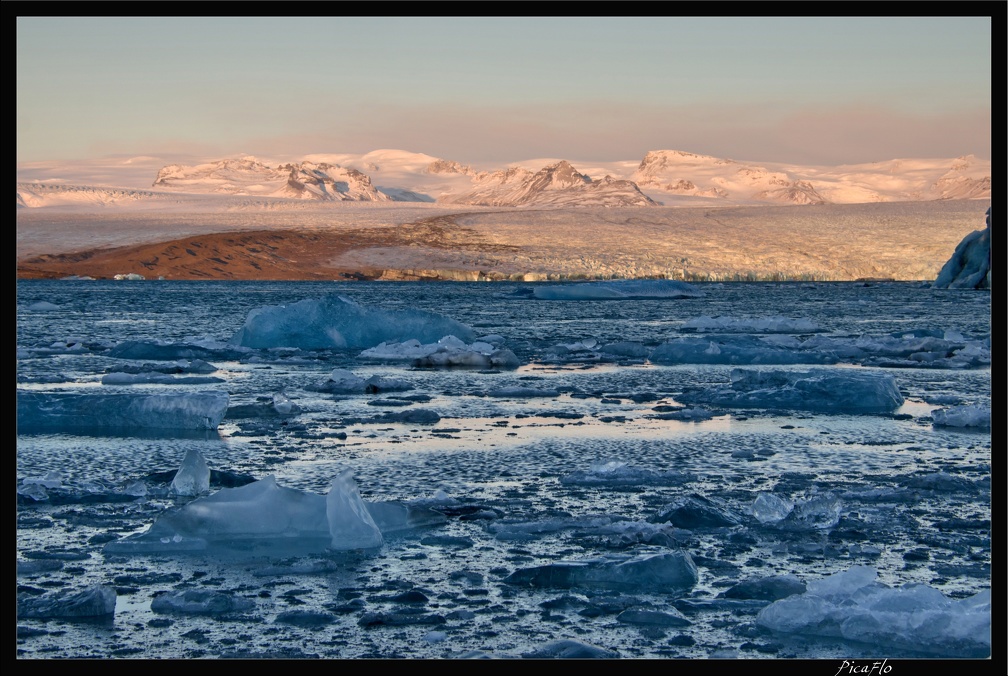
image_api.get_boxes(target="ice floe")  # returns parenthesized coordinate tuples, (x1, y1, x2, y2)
(533, 279, 704, 300)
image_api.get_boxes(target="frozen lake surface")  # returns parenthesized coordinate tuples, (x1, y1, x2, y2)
(16, 280, 991, 659)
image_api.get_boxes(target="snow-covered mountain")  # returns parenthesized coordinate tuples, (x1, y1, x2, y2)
(151, 157, 391, 202)
(439, 160, 658, 207)
(16, 149, 990, 209)
(633, 149, 829, 205)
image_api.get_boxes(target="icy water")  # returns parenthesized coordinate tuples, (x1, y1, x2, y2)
(16, 280, 992, 660)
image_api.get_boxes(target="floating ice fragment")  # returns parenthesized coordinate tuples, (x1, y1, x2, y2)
(533, 279, 703, 300)
(151, 589, 254, 615)
(169, 449, 210, 497)
(17, 584, 117, 619)
(504, 550, 698, 595)
(718, 574, 806, 601)
(750, 492, 794, 524)
(651, 494, 741, 529)
(931, 405, 991, 429)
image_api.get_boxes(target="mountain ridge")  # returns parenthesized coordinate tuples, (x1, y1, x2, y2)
(17, 149, 991, 210)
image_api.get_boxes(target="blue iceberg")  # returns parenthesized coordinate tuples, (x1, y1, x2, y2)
(693, 368, 904, 414)
(17, 390, 229, 432)
(102, 471, 447, 556)
(230, 294, 476, 350)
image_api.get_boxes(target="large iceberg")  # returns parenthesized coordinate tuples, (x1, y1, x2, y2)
(756, 566, 991, 657)
(16, 390, 229, 432)
(230, 294, 476, 350)
(533, 279, 703, 300)
(933, 206, 991, 289)
(692, 368, 904, 414)
(102, 471, 444, 556)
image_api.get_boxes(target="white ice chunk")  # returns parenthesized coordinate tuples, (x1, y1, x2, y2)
(932, 405, 991, 429)
(757, 566, 991, 657)
(326, 369, 366, 392)
(231, 294, 476, 350)
(360, 335, 520, 369)
(751, 492, 794, 523)
(170, 449, 210, 497)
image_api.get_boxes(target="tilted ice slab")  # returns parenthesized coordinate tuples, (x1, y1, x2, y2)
(503, 550, 698, 595)
(533, 279, 703, 300)
(104, 471, 445, 556)
(692, 368, 904, 414)
(756, 566, 991, 658)
(230, 294, 476, 350)
(16, 390, 229, 432)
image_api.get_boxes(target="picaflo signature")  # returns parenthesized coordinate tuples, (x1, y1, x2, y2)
(836, 660, 892, 676)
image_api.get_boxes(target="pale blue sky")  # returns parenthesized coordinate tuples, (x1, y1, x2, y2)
(16, 16, 992, 165)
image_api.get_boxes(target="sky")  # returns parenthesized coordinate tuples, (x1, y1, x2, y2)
(16, 15, 993, 167)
